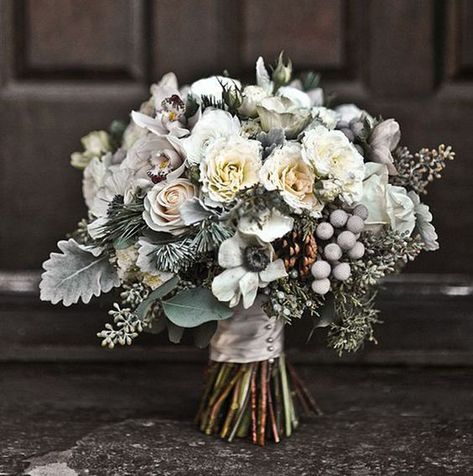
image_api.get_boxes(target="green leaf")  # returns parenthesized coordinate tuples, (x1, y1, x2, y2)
(135, 275, 179, 320)
(162, 287, 233, 328)
(193, 321, 218, 348)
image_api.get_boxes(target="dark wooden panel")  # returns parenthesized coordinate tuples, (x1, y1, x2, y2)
(446, 0, 473, 79)
(368, 0, 435, 96)
(243, 0, 345, 70)
(153, 0, 240, 83)
(15, 0, 146, 80)
(1, 272, 472, 365)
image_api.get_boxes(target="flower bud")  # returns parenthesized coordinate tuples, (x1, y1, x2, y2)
(272, 52, 292, 87)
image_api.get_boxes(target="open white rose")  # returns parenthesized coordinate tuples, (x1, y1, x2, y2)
(278, 86, 312, 109)
(361, 163, 415, 235)
(311, 107, 338, 129)
(82, 154, 112, 211)
(259, 142, 323, 216)
(238, 85, 269, 118)
(200, 135, 262, 203)
(178, 109, 240, 165)
(211, 233, 287, 308)
(257, 96, 311, 139)
(301, 126, 365, 205)
(143, 178, 197, 235)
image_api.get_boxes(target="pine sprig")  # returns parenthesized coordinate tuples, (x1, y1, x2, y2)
(97, 195, 147, 249)
(147, 237, 196, 273)
(191, 220, 233, 254)
(391, 144, 455, 194)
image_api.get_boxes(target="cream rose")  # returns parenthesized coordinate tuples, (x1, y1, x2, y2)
(301, 126, 365, 205)
(200, 136, 262, 203)
(143, 178, 197, 235)
(259, 143, 323, 215)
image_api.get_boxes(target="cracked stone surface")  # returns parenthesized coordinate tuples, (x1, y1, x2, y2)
(1, 363, 472, 475)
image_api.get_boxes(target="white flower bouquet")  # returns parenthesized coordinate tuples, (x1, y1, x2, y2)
(40, 54, 454, 446)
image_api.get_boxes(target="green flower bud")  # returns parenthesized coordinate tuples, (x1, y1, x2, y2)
(272, 52, 292, 87)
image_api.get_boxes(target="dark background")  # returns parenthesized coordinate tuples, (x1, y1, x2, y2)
(0, 0, 472, 363)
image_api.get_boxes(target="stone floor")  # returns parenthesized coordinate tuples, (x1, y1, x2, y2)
(1, 363, 472, 475)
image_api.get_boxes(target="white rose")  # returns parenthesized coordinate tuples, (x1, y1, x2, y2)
(200, 136, 262, 203)
(257, 96, 311, 139)
(238, 85, 269, 118)
(179, 109, 240, 165)
(189, 75, 241, 102)
(260, 142, 323, 215)
(143, 178, 197, 235)
(301, 126, 365, 205)
(278, 86, 312, 109)
(361, 163, 415, 235)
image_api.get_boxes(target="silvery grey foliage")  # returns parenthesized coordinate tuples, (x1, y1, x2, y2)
(40, 239, 120, 306)
(256, 128, 285, 158)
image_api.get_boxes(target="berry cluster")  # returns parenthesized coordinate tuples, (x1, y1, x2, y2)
(310, 204, 368, 295)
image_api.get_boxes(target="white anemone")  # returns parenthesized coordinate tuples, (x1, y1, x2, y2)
(211, 233, 287, 309)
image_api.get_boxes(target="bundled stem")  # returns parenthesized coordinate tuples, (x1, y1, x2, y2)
(196, 355, 320, 446)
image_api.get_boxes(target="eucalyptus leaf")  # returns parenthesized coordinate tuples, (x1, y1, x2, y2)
(40, 239, 120, 306)
(162, 287, 233, 328)
(193, 321, 218, 348)
(135, 275, 179, 320)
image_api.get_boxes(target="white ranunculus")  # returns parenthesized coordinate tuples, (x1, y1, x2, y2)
(368, 119, 400, 175)
(278, 86, 312, 109)
(257, 96, 311, 139)
(178, 109, 240, 165)
(301, 126, 365, 205)
(189, 75, 241, 102)
(311, 107, 338, 129)
(200, 135, 262, 204)
(288, 79, 324, 107)
(408, 191, 439, 251)
(71, 130, 112, 169)
(143, 178, 197, 235)
(260, 142, 322, 216)
(211, 233, 287, 309)
(238, 209, 294, 243)
(238, 85, 270, 118)
(361, 163, 415, 235)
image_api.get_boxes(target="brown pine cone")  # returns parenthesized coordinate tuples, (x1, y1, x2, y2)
(298, 233, 317, 277)
(274, 231, 318, 278)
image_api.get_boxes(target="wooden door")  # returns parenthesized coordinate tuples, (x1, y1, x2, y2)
(1, 0, 472, 363)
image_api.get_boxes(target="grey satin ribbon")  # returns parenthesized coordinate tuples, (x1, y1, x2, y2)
(210, 296, 284, 363)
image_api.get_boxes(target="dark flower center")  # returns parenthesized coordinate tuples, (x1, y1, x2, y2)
(243, 246, 270, 272)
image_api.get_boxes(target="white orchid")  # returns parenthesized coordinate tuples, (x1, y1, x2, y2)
(178, 109, 240, 165)
(121, 134, 185, 184)
(212, 233, 287, 309)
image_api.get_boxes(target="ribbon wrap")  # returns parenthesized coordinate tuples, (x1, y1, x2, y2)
(210, 296, 284, 363)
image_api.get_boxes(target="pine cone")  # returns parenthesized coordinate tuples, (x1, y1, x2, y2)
(274, 231, 318, 278)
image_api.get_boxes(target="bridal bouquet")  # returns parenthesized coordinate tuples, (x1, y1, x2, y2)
(40, 54, 453, 445)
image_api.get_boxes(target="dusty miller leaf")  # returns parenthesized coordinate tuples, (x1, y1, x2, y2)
(40, 239, 120, 306)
